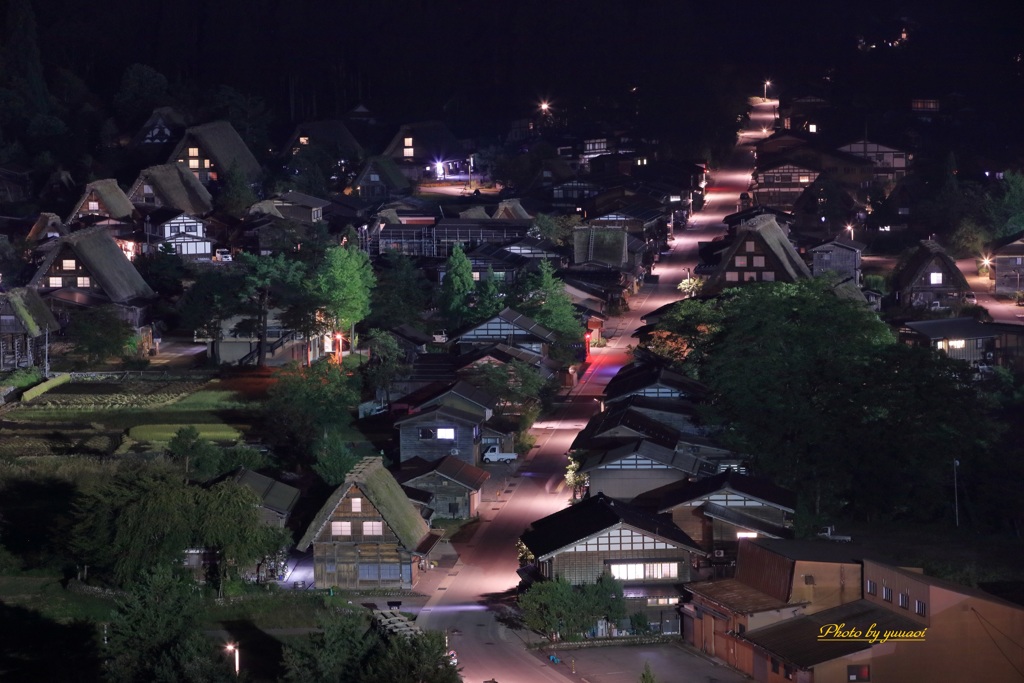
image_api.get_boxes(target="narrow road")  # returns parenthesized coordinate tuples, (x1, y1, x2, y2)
(415, 97, 772, 683)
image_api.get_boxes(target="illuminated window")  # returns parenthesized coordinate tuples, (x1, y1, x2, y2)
(404, 147, 414, 157)
(208, 172, 218, 182)
(188, 147, 199, 157)
(370, 173, 380, 182)
(646, 597, 679, 606)
(736, 531, 758, 539)
(882, 586, 892, 602)
(743, 271, 757, 281)
(808, 124, 817, 133)
(948, 339, 965, 349)
(472, 272, 481, 281)
(77, 277, 90, 288)
(753, 256, 765, 267)
(331, 521, 351, 536)
(404, 137, 413, 146)
(898, 592, 909, 609)
(799, 175, 811, 184)
(611, 564, 644, 581)
(204, 159, 211, 169)
(87, 201, 99, 211)
(915, 600, 926, 616)
(866, 579, 877, 595)
(363, 521, 383, 535)
(847, 665, 871, 681)
(189, 159, 200, 169)
(734, 256, 747, 267)
(351, 498, 361, 513)
(48, 276, 62, 288)
(436, 427, 456, 440)
(143, 184, 153, 194)
(746, 241, 755, 252)
(726, 271, 739, 282)
(610, 563, 676, 581)
(299, 136, 309, 145)
(930, 272, 943, 285)
(62, 259, 76, 271)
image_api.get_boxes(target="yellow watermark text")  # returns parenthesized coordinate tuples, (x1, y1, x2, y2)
(817, 622, 927, 644)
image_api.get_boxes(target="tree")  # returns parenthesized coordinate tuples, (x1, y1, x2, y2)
(179, 268, 244, 365)
(214, 163, 258, 216)
(440, 244, 475, 329)
(368, 250, 431, 329)
(515, 260, 583, 364)
(465, 359, 547, 416)
(166, 426, 223, 482)
(639, 662, 657, 683)
(312, 433, 362, 486)
(133, 245, 188, 299)
(361, 630, 461, 683)
(282, 609, 374, 683)
(317, 244, 375, 347)
(106, 566, 233, 683)
(519, 576, 592, 641)
(265, 360, 359, 460)
(473, 267, 504, 322)
(534, 212, 581, 245)
(235, 252, 304, 366)
(112, 64, 169, 127)
(364, 329, 409, 404)
(67, 306, 135, 364)
(986, 170, 1024, 238)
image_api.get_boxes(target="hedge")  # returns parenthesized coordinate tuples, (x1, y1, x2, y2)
(21, 373, 71, 402)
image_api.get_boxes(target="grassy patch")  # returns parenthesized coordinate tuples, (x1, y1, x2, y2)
(201, 592, 329, 630)
(171, 389, 255, 411)
(0, 576, 116, 623)
(128, 423, 242, 443)
(431, 517, 474, 540)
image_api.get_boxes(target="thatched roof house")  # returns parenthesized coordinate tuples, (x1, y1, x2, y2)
(66, 179, 135, 224)
(128, 163, 214, 216)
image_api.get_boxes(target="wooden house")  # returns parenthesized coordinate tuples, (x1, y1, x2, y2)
(232, 467, 300, 529)
(127, 163, 214, 217)
(752, 159, 820, 209)
(130, 107, 188, 155)
(352, 156, 412, 202)
(395, 456, 489, 519)
(28, 226, 156, 327)
(685, 539, 863, 672)
(701, 214, 812, 295)
(520, 493, 705, 635)
(986, 229, 1024, 295)
(133, 206, 212, 259)
(66, 179, 136, 225)
(739, 558, 1024, 683)
(578, 439, 703, 501)
(296, 457, 441, 589)
(809, 236, 864, 284)
(899, 318, 1024, 370)
(453, 308, 557, 356)
(381, 121, 463, 181)
(394, 405, 483, 467)
(0, 288, 59, 371)
(603, 363, 708, 404)
(282, 120, 365, 167)
(836, 139, 911, 189)
(888, 240, 970, 309)
(643, 472, 796, 562)
(167, 120, 261, 186)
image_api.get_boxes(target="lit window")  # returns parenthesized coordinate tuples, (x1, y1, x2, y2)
(753, 256, 765, 268)
(436, 427, 456, 440)
(743, 272, 757, 281)
(898, 592, 909, 609)
(915, 600, 926, 616)
(762, 271, 775, 282)
(847, 665, 871, 681)
(725, 271, 739, 282)
(736, 531, 758, 539)
(866, 579, 877, 595)
(370, 173, 380, 182)
(331, 521, 351, 536)
(298, 136, 309, 145)
(647, 597, 679, 606)
(882, 586, 892, 602)
(404, 137, 413, 146)
(404, 147, 414, 157)
(62, 259, 76, 271)
(143, 184, 153, 194)
(363, 521, 383, 535)
(930, 272, 943, 285)
(351, 498, 362, 513)
(208, 172, 218, 182)
(204, 159, 211, 169)
(799, 175, 811, 184)
(48, 276, 62, 288)
(188, 147, 199, 157)
(948, 339, 965, 349)
(746, 241, 755, 252)
(77, 277, 90, 288)
(87, 201, 99, 211)
(188, 159, 200, 169)
(734, 256, 748, 267)
(611, 563, 644, 581)
(472, 272, 481, 281)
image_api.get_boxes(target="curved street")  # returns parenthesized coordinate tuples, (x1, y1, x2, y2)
(412, 98, 773, 683)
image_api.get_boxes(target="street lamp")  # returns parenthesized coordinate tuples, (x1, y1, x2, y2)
(764, 80, 771, 101)
(225, 643, 240, 677)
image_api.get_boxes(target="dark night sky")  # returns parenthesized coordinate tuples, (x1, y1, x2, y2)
(12, 0, 1024, 142)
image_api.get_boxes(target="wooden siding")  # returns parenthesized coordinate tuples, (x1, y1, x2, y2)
(552, 548, 692, 586)
(735, 542, 793, 602)
(403, 472, 477, 519)
(398, 420, 479, 466)
(589, 468, 687, 500)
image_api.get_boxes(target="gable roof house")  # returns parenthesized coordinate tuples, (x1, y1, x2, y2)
(382, 121, 464, 181)
(127, 163, 214, 217)
(986, 229, 1024, 296)
(888, 240, 970, 309)
(132, 205, 212, 260)
(453, 308, 558, 356)
(28, 226, 156, 327)
(297, 457, 441, 589)
(809, 236, 864, 285)
(395, 456, 489, 519)
(577, 439, 708, 501)
(66, 179, 136, 225)
(129, 107, 188, 155)
(899, 317, 1024, 370)
(603, 362, 708, 404)
(282, 119, 365, 168)
(739, 558, 1024, 683)
(520, 493, 706, 635)
(232, 467, 300, 529)
(701, 214, 812, 295)
(394, 405, 485, 468)
(352, 156, 413, 202)
(0, 288, 60, 371)
(167, 120, 261, 187)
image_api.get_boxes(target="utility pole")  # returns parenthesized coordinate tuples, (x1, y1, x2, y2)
(953, 459, 960, 528)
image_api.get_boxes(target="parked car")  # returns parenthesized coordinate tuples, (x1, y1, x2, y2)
(963, 292, 978, 304)
(482, 445, 517, 464)
(817, 525, 852, 542)
(214, 248, 233, 262)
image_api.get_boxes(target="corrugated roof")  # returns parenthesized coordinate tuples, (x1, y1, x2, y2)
(656, 471, 796, 513)
(687, 577, 792, 614)
(233, 468, 300, 516)
(700, 503, 793, 539)
(398, 455, 489, 491)
(902, 317, 1001, 341)
(297, 457, 429, 553)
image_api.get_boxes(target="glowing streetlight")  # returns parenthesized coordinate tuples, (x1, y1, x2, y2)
(540, 101, 550, 113)
(763, 80, 771, 101)
(225, 643, 240, 677)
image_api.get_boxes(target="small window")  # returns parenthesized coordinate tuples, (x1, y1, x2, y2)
(62, 259, 76, 271)
(203, 159, 211, 169)
(351, 497, 362, 513)
(188, 147, 199, 157)
(404, 137, 413, 146)
(331, 521, 351, 536)
(882, 586, 892, 602)
(436, 427, 456, 440)
(370, 173, 380, 182)
(298, 136, 309, 145)
(87, 201, 99, 211)
(915, 600, 926, 616)
(404, 147, 414, 157)
(866, 579, 877, 595)
(753, 256, 765, 268)
(743, 271, 757, 281)
(898, 592, 909, 609)
(419, 428, 435, 440)
(725, 271, 739, 282)
(48, 276, 62, 288)
(847, 664, 871, 681)
(761, 271, 775, 282)
(77, 276, 91, 288)
(363, 521, 383, 536)
(188, 159, 200, 169)
(771, 658, 779, 674)
(745, 241, 755, 252)
(930, 272, 943, 285)
(734, 256, 748, 267)
(804, 575, 815, 586)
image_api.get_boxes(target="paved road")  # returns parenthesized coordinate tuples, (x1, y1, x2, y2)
(413, 100, 770, 683)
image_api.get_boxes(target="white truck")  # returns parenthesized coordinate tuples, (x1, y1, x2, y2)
(817, 525, 852, 542)
(482, 445, 518, 464)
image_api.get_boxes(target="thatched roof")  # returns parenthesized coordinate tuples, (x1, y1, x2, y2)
(297, 457, 429, 553)
(169, 121, 261, 182)
(26, 213, 65, 243)
(31, 226, 155, 303)
(66, 179, 135, 223)
(890, 240, 970, 293)
(704, 214, 811, 293)
(0, 287, 59, 336)
(130, 163, 214, 216)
